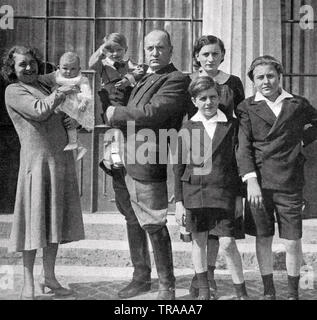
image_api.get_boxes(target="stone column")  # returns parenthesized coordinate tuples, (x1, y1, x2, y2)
(202, 0, 282, 97)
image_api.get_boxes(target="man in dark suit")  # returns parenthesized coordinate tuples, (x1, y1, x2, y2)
(104, 29, 191, 300)
(236, 55, 317, 300)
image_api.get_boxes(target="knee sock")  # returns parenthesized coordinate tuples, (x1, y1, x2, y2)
(287, 275, 300, 299)
(207, 265, 216, 280)
(196, 271, 209, 288)
(234, 281, 248, 298)
(261, 273, 276, 296)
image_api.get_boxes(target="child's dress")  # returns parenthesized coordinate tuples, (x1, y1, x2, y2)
(54, 71, 94, 160)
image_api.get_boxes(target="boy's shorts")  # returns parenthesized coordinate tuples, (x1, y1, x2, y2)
(186, 208, 236, 238)
(244, 189, 303, 240)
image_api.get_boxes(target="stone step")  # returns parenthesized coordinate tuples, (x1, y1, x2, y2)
(1, 238, 317, 270)
(1, 213, 317, 244)
(1, 214, 317, 270)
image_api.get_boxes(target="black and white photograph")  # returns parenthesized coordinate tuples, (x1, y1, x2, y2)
(0, 0, 317, 307)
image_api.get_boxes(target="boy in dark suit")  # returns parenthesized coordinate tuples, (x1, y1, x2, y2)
(174, 76, 248, 300)
(236, 55, 317, 300)
(89, 33, 144, 167)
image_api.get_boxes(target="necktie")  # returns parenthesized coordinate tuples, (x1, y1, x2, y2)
(113, 61, 125, 70)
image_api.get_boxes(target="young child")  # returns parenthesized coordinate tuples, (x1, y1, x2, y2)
(41, 52, 94, 160)
(89, 33, 144, 169)
(173, 76, 248, 300)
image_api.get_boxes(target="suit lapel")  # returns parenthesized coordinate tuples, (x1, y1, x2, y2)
(129, 64, 176, 104)
(249, 99, 277, 126)
(267, 98, 299, 136)
(130, 73, 161, 104)
(189, 121, 232, 163)
(212, 122, 232, 155)
(189, 122, 212, 164)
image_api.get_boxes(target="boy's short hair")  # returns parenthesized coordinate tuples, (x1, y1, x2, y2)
(188, 76, 221, 98)
(59, 51, 80, 66)
(103, 33, 128, 50)
(248, 55, 284, 81)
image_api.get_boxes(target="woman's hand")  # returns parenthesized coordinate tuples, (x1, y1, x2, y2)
(175, 201, 186, 226)
(247, 177, 263, 208)
(63, 116, 79, 130)
(57, 85, 80, 95)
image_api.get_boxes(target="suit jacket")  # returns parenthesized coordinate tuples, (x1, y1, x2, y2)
(109, 63, 191, 182)
(236, 95, 317, 191)
(173, 119, 243, 210)
(99, 60, 144, 115)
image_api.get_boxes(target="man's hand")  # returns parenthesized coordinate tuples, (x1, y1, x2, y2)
(247, 177, 263, 208)
(175, 201, 186, 226)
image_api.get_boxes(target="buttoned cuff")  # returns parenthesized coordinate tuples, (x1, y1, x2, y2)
(242, 172, 257, 182)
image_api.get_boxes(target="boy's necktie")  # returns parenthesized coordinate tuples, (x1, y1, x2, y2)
(113, 61, 125, 70)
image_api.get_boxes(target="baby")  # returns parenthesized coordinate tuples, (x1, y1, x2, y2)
(43, 52, 94, 160)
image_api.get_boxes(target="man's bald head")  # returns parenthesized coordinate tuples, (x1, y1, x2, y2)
(145, 30, 172, 48)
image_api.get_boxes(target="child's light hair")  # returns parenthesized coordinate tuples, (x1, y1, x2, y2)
(59, 51, 80, 66)
(103, 33, 128, 50)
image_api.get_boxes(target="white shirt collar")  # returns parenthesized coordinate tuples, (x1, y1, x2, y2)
(146, 67, 156, 74)
(191, 108, 228, 123)
(254, 88, 293, 105)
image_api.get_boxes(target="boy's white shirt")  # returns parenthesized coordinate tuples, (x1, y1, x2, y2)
(190, 108, 227, 141)
(254, 89, 293, 117)
(243, 88, 294, 182)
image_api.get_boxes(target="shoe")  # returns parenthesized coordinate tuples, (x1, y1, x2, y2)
(189, 275, 218, 300)
(38, 278, 73, 296)
(20, 289, 35, 300)
(157, 287, 175, 300)
(197, 287, 210, 300)
(236, 295, 250, 300)
(260, 294, 276, 300)
(118, 279, 151, 299)
(287, 295, 299, 300)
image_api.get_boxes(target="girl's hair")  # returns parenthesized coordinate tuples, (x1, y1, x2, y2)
(188, 76, 221, 98)
(103, 33, 128, 50)
(1, 45, 42, 83)
(193, 35, 226, 68)
(248, 55, 284, 81)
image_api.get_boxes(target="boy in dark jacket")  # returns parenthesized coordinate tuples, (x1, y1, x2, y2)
(174, 76, 248, 300)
